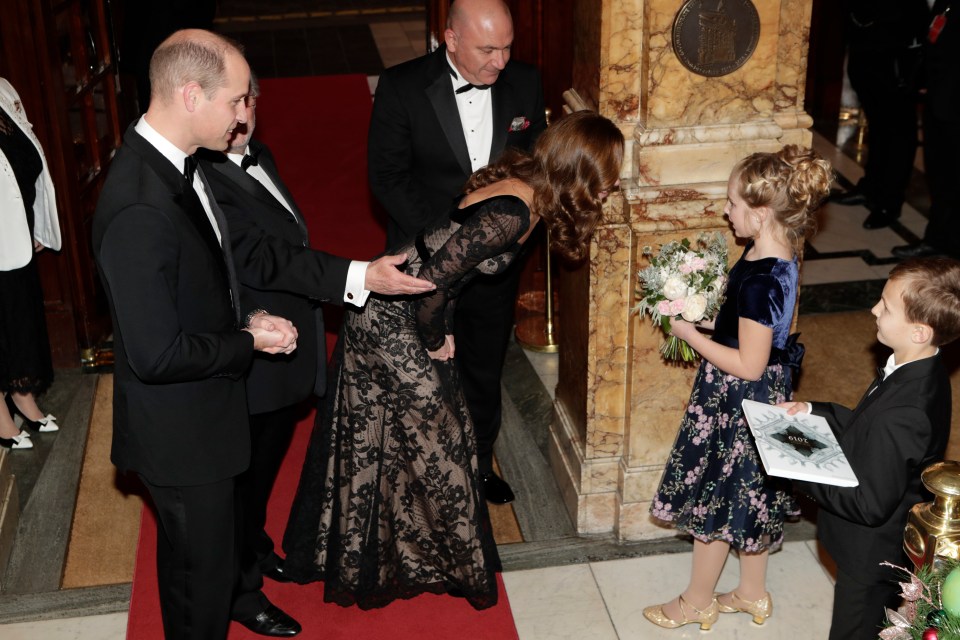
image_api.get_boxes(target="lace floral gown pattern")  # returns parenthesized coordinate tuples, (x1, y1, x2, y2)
(283, 195, 529, 610)
(650, 245, 803, 552)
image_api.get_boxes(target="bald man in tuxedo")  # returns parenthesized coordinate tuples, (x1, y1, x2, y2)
(367, 0, 546, 503)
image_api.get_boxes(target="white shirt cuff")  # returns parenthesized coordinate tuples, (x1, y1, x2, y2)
(344, 261, 371, 307)
(805, 402, 813, 414)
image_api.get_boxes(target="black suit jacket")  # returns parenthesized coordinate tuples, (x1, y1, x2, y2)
(368, 45, 546, 248)
(199, 140, 351, 414)
(927, 0, 960, 122)
(795, 354, 950, 581)
(93, 124, 254, 486)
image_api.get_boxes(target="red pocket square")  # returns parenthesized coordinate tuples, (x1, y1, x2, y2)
(508, 117, 531, 132)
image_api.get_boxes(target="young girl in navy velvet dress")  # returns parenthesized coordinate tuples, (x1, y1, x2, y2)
(643, 146, 833, 631)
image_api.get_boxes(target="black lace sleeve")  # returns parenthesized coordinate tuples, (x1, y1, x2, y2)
(414, 195, 529, 350)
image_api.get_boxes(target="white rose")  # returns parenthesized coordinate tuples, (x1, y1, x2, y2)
(681, 294, 708, 322)
(662, 276, 687, 300)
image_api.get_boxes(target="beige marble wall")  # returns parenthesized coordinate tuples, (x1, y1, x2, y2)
(551, 0, 815, 539)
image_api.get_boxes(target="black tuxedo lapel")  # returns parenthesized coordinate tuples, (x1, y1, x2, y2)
(852, 355, 942, 420)
(204, 145, 309, 243)
(252, 142, 309, 242)
(490, 73, 517, 160)
(196, 166, 243, 325)
(425, 52, 472, 177)
(125, 128, 226, 265)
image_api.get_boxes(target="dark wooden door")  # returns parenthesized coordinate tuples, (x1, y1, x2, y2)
(0, 0, 121, 368)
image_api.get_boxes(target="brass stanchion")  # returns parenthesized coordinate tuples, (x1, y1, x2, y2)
(904, 460, 960, 570)
(514, 107, 557, 353)
(515, 228, 558, 353)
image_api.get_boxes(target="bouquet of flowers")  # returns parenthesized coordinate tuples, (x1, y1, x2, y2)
(634, 232, 728, 362)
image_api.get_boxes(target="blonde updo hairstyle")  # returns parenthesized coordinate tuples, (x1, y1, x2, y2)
(733, 145, 833, 254)
(464, 111, 625, 263)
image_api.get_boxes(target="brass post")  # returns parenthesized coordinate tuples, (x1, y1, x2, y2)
(904, 461, 960, 570)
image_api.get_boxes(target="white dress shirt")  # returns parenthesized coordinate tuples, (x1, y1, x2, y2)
(227, 149, 370, 307)
(447, 52, 493, 172)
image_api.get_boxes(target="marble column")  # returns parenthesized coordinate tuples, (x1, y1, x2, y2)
(549, 0, 815, 539)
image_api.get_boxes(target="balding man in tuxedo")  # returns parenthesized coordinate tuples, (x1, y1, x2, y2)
(93, 30, 298, 639)
(368, 0, 546, 504)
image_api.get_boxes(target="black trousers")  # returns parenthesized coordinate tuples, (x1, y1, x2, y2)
(921, 106, 960, 256)
(231, 404, 300, 620)
(829, 565, 901, 640)
(454, 253, 526, 475)
(847, 45, 920, 212)
(140, 475, 238, 640)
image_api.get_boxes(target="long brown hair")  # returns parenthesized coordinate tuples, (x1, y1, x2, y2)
(464, 111, 624, 262)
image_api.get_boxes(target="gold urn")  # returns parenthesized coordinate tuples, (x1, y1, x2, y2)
(905, 461, 960, 570)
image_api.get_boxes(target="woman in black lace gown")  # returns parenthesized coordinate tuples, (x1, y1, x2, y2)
(283, 111, 624, 610)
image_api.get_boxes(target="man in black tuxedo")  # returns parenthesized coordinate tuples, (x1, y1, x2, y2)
(198, 74, 435, 628)
(893, 0, 960, 259)
(93, 30, 300, 640)
(368, 0, 546, 503)
(831, 0, 928, 229)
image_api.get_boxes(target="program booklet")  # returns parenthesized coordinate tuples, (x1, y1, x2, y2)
(741, 399, 859, 487)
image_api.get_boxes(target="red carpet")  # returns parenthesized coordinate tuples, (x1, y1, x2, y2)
(126, 74, 518, 639)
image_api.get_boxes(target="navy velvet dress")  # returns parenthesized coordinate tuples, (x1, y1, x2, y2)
(650, 243, 802, 552)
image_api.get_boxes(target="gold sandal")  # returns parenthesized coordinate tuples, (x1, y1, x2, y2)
(716, 591, 773, 625)
(643, 594, 719, 630)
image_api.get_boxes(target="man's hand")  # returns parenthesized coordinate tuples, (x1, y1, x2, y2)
(245, 313, 298, 354)
(427, 334, 455, 361)
(364, 254, 436, 295)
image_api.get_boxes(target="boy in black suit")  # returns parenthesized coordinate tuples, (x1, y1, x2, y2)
(781, 258, 960, 640)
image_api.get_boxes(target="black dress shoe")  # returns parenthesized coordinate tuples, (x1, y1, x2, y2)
(892, 242, 943, 259)
(262, 559, 293, 583)
(828, 189, 868, 206)
(480, 472, 515, 504)
(862, 208, 900, 229)
(237, 604, 302, 637)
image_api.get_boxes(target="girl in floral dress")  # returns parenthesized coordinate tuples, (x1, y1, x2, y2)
(643, 145, 832, 631)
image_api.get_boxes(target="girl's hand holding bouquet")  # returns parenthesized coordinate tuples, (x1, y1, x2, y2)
(634, 233, 728, 362)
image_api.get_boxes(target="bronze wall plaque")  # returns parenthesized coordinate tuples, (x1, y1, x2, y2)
(672, 0, 761, 77)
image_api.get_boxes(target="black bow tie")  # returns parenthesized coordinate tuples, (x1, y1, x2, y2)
(183, 155, 199, 182)
(241, 150, 260, 171)
(448, 61, 490, 93)
(455, 83, 491, 94)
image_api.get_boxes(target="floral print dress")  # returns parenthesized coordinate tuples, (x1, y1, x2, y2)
(650, 244, 803, 552)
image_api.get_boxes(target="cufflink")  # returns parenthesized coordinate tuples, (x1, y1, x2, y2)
(347, 292, 354, 300)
